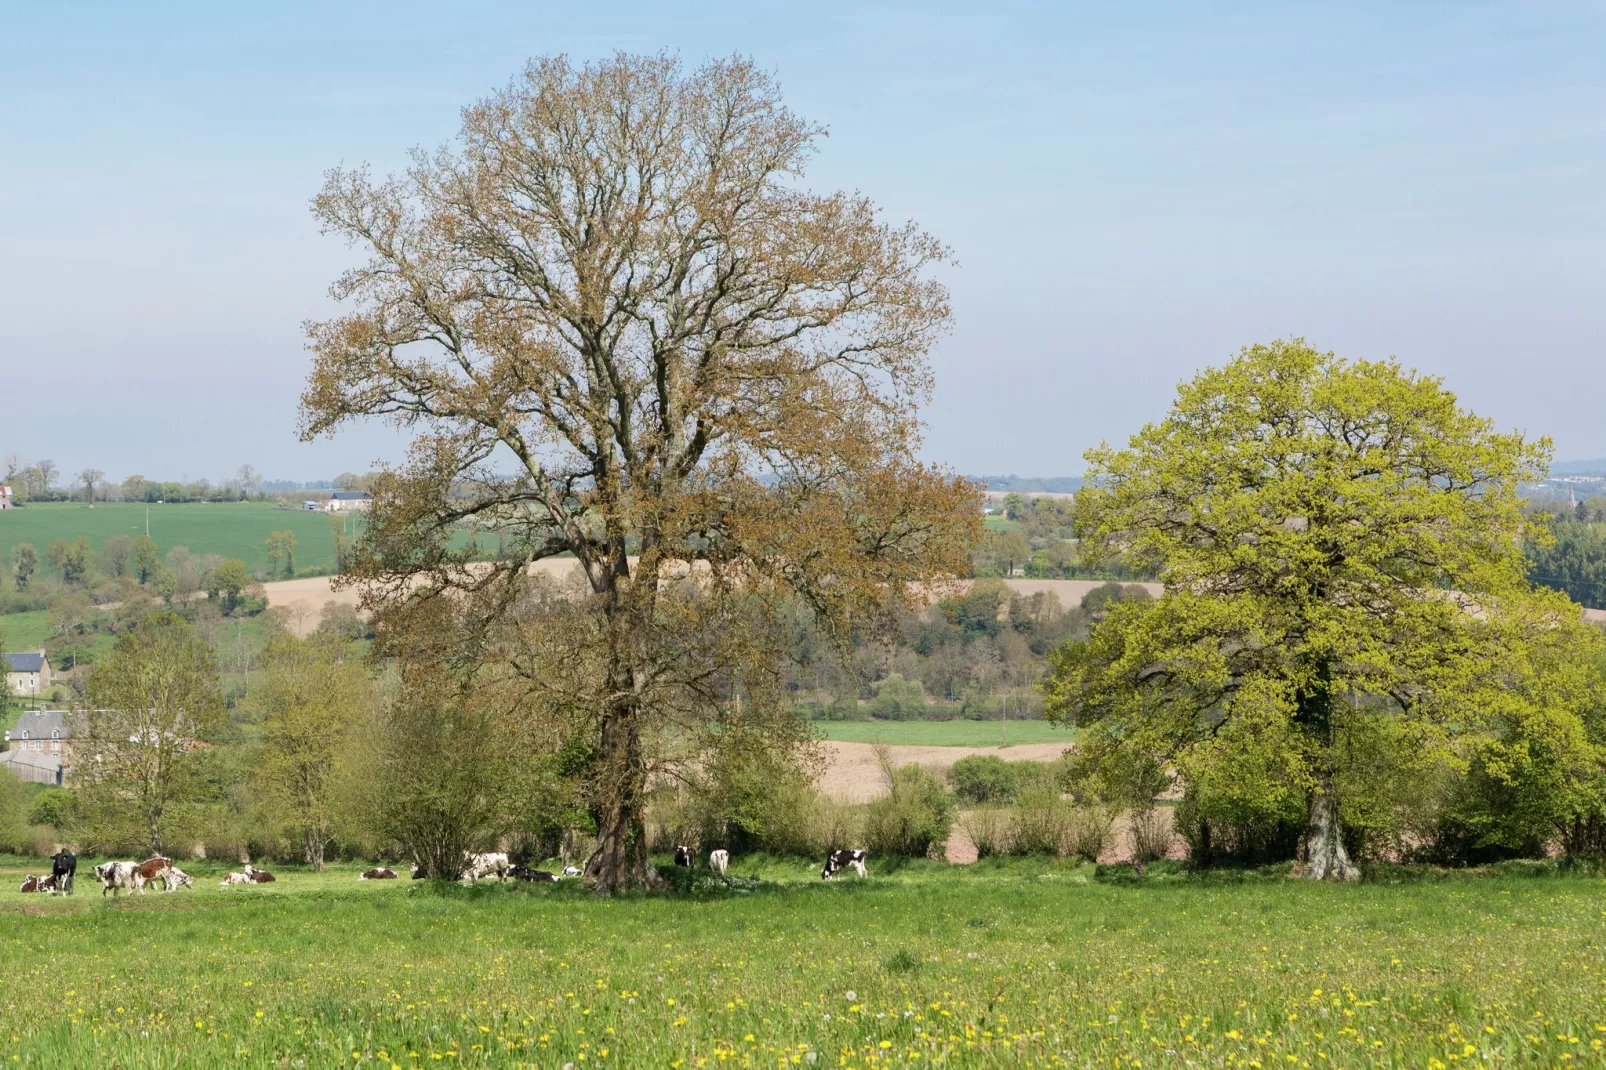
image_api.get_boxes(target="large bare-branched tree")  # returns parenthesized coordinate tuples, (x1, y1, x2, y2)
(301, 53, 979, 892)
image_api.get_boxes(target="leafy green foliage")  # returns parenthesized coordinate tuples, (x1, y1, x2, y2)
(1526, 518, 1606, 609)
(1047, 339, 1599, 874)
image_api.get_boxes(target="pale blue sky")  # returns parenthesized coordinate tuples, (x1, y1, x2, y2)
(3, 1, 1603, 484)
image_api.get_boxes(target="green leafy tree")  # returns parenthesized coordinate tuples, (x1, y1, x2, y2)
(265, 530, 297, 578)
(248, 632, 375, 871)
(132, 535, 160, 585)
(210, 559, 251, 612)
(47, 536, 92, 585)
(10, 542, 38, 590)
(77, 613, 225, 855)
(1046, 339, 1575, 880)
(101, 534, 132, 578)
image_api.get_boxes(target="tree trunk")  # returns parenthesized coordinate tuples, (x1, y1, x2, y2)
(1304, 780, 1360, 881)
(588, 696, 664, 894)
(1294, 663, 1358, 881)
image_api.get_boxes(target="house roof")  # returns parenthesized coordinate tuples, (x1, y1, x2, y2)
(7, 709, 70, 740)
(3, 652, 47, 673)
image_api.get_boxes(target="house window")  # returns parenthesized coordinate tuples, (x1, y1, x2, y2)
(51, 729, 58, 739)
(19, 731, 27, 740)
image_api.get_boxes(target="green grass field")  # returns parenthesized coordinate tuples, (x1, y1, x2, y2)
(812, 719, 1071, 746)
(0, 854, 1602, 1067)
(0, 502, 360, 578)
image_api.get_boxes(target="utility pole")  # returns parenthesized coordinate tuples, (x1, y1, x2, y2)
(145, 508, 150, 537)
(1001, 692, 1008, 746)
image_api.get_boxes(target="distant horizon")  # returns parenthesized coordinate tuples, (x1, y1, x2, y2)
(6, 460, 1606, 496)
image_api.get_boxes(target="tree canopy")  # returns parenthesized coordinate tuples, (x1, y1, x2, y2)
(1045, 339, 1601, 879)
(301, 53, 979, 891)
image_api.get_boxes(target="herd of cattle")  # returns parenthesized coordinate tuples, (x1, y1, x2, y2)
(14, 847, 872, 895)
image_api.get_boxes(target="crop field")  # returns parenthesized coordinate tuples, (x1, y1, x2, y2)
(813, 719, 1070, 747)
(0, 502, 358, 577)
(1, 855, 1603, 1067)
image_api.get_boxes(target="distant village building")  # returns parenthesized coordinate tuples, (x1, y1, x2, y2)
(3, 651, 51, 696)
(302, 491, 372, 513)
(0, 484, 12, 508)
(0, 709, 71, 786)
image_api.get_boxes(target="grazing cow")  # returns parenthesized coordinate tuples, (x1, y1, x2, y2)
(51, 850, 76, 895)
(358, 867, 398, 881)
(462, 852, 510, 883)
(19, 875, 39, 893)
(821, 849, 868, 880)
(673, 845, 695, 868)
(95, 861, 140, 897)
(244, 865, 276, 883)
(509, 865, 557, 882)
(166, 868, 194, 890)
(560, 865, 582, 878)
(220, 871, 252, 886)
(134, 856, 175, 894)
(709, 849, 729, 875)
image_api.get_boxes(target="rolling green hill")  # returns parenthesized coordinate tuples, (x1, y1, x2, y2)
(0, 502, 356, 577)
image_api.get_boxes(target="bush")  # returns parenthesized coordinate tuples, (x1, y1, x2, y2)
(950, 755, 1018, 805)
(1173, 786, 1304, 867)
(1065, 803, 1115, 863)
(864, 759, 952, 858)
(1128, 806, 1173, 863)
(1010, 788, 1073, 855)
(869, 674, 927, 721)
(956, 808, 1012, 858)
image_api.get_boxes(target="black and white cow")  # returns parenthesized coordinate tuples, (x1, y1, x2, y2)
(673, 845, 695, 868)
(509, 865, 557, 882)
(95, 861, 140, 897)
(821, 849, 868, 880)
(709, 849, 729, 875)
(51, 850, 76, 895)
(560, 865, 582, 878)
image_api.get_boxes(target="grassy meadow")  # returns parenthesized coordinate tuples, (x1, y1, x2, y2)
(812, 719, 1070, 747)
(1, 853, 1603, 1067)
(0, 502, 358, 577)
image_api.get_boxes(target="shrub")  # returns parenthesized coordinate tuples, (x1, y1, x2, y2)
(1173, 786, 1303, 867)
(864, 762, 953, 858)
(1128, 806, 1173, 863)
(956, 807, 1012, 858)
(869, 674, 927, 721)
(1065, 803, 1115, 863)
(950, 755, 1018, 805)
(1010, 788, 1073, 855)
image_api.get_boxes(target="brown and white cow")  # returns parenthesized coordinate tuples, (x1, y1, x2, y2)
(358, 867, 398, 881)
(244, 865, 275, 883)
(19, 875, 40, 893)
(134, 856, 175, 894)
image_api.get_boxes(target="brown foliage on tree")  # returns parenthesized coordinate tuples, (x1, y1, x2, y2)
(300, 53, 980, 892)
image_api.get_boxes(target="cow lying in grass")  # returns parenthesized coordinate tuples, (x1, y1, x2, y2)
(220, 865, 275, 887)
(509, 865, 557, 882)
(359, 867, 398, 880)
